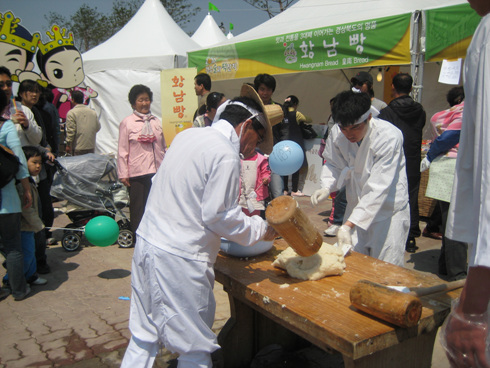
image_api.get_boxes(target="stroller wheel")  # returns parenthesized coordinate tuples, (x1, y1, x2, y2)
(62, 232, 82, 251)
(118, 229, 134, 248)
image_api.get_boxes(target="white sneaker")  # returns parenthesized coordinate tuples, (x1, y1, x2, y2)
(324, 224, 340, 237)
(31, 277, 47, 285)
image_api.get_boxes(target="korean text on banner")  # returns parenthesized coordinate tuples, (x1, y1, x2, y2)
(161, 68, 198, 147)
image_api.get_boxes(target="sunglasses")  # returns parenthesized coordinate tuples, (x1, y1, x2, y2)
(0, 80, 13, 88)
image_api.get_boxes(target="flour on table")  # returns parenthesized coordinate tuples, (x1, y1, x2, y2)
(272, 242, 346, 281)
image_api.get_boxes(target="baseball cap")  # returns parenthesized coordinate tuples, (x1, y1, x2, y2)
(351, 71, 373, 85)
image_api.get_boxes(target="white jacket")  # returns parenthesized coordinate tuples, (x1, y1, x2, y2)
(321, 117, 409, 231)
(137, 121, 268, 264)
(447, 13, 490, 268)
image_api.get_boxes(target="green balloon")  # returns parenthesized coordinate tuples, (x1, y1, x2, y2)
(85, 216, 119, 247)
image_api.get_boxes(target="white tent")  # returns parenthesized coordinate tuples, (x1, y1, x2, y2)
(191, 13, 228, 48)
(82, 0, 200, 154)
(211, 0, 469, 44)
(189, 0, 478, 130)
(188, 0, 480, 194)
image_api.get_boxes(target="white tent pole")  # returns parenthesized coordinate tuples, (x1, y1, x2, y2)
(410, 10, 426, 103)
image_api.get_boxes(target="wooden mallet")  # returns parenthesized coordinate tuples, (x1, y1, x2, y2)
(349, 279, 465, 328)
(265, 195, 323, 257)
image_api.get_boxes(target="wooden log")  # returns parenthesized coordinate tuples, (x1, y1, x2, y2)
(349, 280, 423, 328)
(265, 195, 322, 257)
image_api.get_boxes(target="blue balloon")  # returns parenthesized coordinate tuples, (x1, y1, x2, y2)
(269, 140, 304, 176)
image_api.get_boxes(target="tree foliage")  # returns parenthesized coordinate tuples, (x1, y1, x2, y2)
(44, 0, 200, 52)
(242, 0, 297, 18)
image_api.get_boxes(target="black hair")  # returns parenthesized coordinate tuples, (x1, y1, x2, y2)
(71, 90, 84, 104)
(392, 73, 413, 95)
(254, 73, 276, 92)
(206, 92, 225, 112)
(446, 86, 465, 107)
(283, 95, 299, 111)
(194, 73, 212, 91)
(0, 66, 11, 78)
(220, 96, 264, 129)
(36, 45, 79, 80)
(128, 84, 153, 106)
(332, 90, 371, 127)
(43, 88, 54, 103)
(17, 79, 41, 100)
(0, 86, 8, 118)
(8, 24, 36, 66)
(22, 145, 42, 161)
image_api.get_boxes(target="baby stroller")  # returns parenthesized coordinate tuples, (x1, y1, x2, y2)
(50, 154, 134, 251)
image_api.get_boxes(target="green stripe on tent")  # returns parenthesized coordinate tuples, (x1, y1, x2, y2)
(425, 3, 480, 61)
(189, 13, 411, 79)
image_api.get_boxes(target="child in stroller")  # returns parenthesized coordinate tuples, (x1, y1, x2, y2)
(50, 154, 134, 251)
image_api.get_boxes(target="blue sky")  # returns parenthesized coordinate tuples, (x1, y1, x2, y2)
(2, 0, 284, 38)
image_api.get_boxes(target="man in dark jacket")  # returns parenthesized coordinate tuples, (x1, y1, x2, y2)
(379, 73, 426, 253)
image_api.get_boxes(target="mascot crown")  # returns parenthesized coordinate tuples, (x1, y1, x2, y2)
(0, 11, 40, 53)
(38, 25, 74, 55)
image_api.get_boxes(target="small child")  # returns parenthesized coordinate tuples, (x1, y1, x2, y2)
(3, 146, 47, 288)
(239, 148, 271, 218)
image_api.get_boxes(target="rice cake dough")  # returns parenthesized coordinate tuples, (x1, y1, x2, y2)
(273, 242, 346, 281)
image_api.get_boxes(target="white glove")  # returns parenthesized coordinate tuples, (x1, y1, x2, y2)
(311, 188, 330, 206)
(337, 225, 353, 249)
(420, 156, 431, 172)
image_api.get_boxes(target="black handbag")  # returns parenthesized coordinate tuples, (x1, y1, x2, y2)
(300, 122, 317, 139)
(0, 123, 20, 188)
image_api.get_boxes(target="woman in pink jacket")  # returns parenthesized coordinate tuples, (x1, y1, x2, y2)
(117, 85, 166, 236)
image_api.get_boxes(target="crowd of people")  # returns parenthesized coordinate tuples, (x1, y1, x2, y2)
(1, 2, 490, 362)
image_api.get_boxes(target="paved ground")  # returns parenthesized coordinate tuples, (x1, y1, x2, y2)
(0, 196, 454, 367)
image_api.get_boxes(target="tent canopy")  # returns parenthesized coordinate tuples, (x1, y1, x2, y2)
(82, 0, 199, 154)
(188, 0, 479, 80)
(83, 0, 199, 74)
(191, 13, 228, 48)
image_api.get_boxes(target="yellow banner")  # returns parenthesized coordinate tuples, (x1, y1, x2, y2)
(161, 68, 198, 147)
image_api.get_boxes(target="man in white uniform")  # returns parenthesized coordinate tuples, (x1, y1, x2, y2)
(121, 85, 282, 368)
(441, 0, 490, 366)
(311, 90, 409, 266)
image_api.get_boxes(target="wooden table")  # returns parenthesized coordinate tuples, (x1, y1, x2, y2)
(214, 239, 461, 368)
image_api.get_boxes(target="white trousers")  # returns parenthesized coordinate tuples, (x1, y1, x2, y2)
(354, 205, 410, 266)
(121, 238, 220, 368)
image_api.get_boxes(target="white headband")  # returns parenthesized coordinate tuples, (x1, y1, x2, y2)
(335, 106, 376, 126)
(226, 101, 267, 129)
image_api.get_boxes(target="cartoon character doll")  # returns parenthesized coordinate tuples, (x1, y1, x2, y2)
(36, 25, 97, 121)
(0, 11, 42, 84)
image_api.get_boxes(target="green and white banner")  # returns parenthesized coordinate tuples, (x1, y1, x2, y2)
(425, 3, 480, 62)
(188, 13, 412, 81)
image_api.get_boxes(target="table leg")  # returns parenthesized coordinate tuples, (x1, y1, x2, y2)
(217, 294, 306, 368)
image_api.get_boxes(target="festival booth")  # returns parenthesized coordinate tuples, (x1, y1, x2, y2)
(82, 0, 200, 155)
(188, 0, 480, 194)
(191, 13, 228, 48)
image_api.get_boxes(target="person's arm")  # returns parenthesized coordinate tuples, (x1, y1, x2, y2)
(426, 130, 460, 161)
(19, 177, 32, 209)
(117, 118, 130, 187)
(19, 106, 43, 145)
(311, 126, 346, 206)
(65, 110, 76, 150)
(441, 266, 490, 368)
(203, 154, 269, 245)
